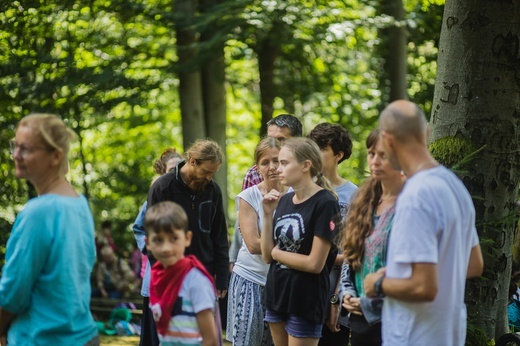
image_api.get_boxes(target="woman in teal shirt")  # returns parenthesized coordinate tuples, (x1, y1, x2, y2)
(0, 114, 99, 345)
(339, 129, 404, 346)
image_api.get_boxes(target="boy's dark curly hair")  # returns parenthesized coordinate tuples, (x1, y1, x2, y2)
(308, 123, 353, 163)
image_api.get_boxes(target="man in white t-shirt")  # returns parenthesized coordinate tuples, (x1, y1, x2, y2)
(364, 100, 484, 346)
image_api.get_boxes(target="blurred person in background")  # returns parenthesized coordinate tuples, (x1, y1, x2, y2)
(93, 245, 137, 299)
(0, 113, 99, 345)
(133, 147, 183, 346)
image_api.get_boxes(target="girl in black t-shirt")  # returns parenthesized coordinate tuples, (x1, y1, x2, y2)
(260, 137, 340, 346)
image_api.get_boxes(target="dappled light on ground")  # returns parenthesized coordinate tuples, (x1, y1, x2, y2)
(100, 334, 231, 345)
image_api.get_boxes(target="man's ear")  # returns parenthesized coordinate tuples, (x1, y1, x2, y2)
(381, 130, 394, 149)
(335, 151, 344, 163)
(185, 230, 193, 247)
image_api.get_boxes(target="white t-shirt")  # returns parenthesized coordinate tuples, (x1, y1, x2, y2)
(382, 166, 479, 346)
(233, 185, 269, 285)
(159, 268, 216, 346)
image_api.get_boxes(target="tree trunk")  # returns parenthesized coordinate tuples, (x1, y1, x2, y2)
(175, 0, 206, 148)
(378, 0, 408, 102)
(200, 0, 228, 215)
(77, 131, 90, 200)
(258, 35, 279, 137)
(429, 0, 520, 340)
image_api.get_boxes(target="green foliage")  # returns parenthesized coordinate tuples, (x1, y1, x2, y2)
(406, 0, 443, 116)
(513, 220, 520, 264)
(0, 217, 12, 273)
(0, 0, 181, 249)
(0, 0, 444, 249)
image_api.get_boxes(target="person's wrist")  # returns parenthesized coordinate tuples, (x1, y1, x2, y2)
(374, 274, 385, 298)
(330, 293, 340, 305)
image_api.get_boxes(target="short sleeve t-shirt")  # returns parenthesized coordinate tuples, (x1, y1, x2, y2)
(336, 180, 358, 219)
(382, 166, 479, 346)
(265, 189, 340, 324)
(160, 268, 217, 346)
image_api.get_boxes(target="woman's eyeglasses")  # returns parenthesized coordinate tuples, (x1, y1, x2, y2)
(9, 140, 53, 159)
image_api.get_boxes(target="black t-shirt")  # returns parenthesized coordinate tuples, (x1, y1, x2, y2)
(265, 189, 340, 324)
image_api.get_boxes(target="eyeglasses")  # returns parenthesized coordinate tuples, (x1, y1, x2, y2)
(9, 140, 53, 159)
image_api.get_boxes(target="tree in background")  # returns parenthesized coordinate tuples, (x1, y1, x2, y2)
(174, 0, 206, 143)
(0, 0, 182, 246)
(170, 0, 230, 210)
(377, 0, 407, 102)
(0, 0, 444, 256)
(429, 0, 520, 341)
(405, 0, 444, 115)
(200, 0, 229, 209)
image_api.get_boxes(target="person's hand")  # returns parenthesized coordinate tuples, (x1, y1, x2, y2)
(342, 294, 363, 315)
(262, 189, 281, 215)
(326, 303, 341, 332)
(364, 267, 386, 297)
(217, 290, 227, 299)
(0, 335, 6, 346)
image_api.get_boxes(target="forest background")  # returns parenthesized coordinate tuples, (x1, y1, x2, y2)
(0, 0, 518, 343)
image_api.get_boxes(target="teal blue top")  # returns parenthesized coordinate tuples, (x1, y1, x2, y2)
(354, 205, 396, 297)
(0, 194, 98, 345)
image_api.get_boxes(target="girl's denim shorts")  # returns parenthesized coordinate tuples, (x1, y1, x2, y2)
(265, 308, 323, 339)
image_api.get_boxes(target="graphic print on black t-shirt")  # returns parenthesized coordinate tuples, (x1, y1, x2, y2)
(274, 213, 305, 268)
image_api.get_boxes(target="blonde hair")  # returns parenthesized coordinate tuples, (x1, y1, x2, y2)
(18, 113, 77, 175)
(282, 138, 336, 196)
(254, 137, 281, 166)
(185, 139, 224, 164)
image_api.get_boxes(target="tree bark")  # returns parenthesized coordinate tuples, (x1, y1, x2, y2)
(379, 0, 408, 102)
(429, 0, 520, 340)
(200, 0, 228, 215)
(77, 130, 90, 201)
(175, 0, 206, 148)
(258, 34, 279, 137)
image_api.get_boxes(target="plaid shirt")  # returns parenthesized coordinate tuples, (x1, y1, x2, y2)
(241, 164, 263, 190)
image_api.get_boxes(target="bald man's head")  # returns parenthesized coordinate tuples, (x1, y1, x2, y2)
(379, 100, 427, 144)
